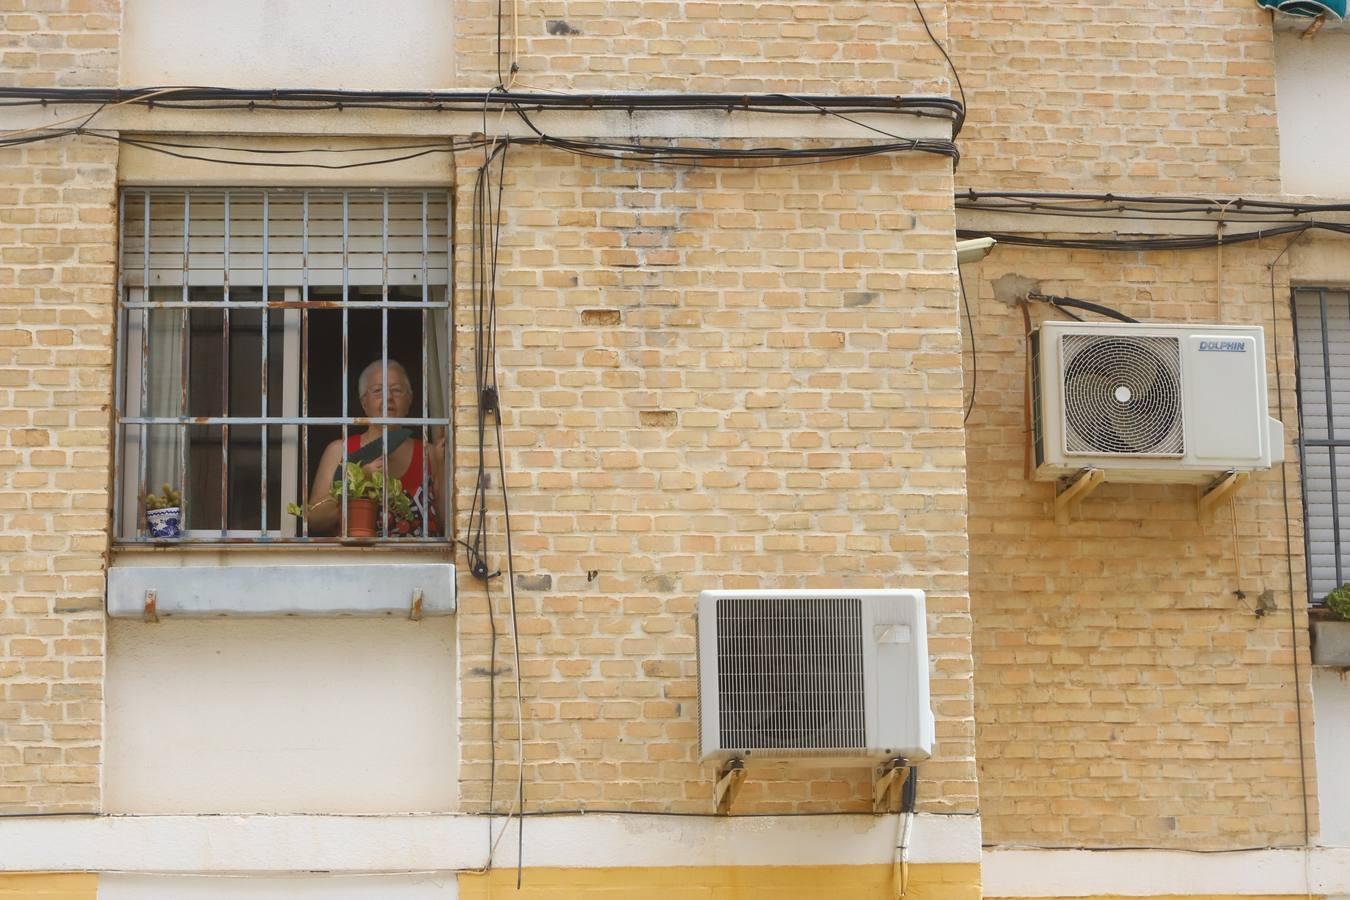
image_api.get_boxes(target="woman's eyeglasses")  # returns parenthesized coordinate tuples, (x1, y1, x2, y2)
(363, 385, 410, 400)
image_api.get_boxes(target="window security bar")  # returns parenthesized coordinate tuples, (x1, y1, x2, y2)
(1292, 286, 1350, 601)
(114, 187, 452, 545)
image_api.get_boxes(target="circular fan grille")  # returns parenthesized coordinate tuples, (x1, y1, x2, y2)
(1061, 334, 1184, 456)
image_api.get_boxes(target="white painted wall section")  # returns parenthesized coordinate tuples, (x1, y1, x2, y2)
(1276, 30, 1350, 198)
(0, 813, 980, 873)
(1316, 667, 1350, 846)
(121, 0, 456, 90)
(982, 848, 1348, 897)
(99, 874, 458, 900)
(105, 618, 457, 814)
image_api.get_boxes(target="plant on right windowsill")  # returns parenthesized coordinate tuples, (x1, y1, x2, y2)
(1313, 584, 1350, 667)
(287, 462, 415, 539)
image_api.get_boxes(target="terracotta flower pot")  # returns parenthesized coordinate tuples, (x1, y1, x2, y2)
(344, 497, 379, 538)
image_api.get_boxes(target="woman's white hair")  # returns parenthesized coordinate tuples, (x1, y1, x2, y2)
(357, 359, 411, 396)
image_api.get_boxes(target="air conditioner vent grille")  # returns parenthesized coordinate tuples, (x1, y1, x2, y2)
(1062, 333, 1184, 456)
(715, 596, 866, 751)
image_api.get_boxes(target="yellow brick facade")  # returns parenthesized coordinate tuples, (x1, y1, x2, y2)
(452, 146, 976, 813)
(949, 0, 1282, 194)
(963, 242, 1316, 848)
(0, 132, 117, 813)
(453, 0, 955, 94)
(0, 0, 1336, 896)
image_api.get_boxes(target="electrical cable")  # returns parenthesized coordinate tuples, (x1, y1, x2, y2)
(911, 0, 966, 135)
(0, 86, 964, 121)
(484, 142, 528, 889)
(463, 134, 529, 883)
(958, 264, 978, 424)
(4, 120, 958, 174)
(766, 92, 909, 142)
(102, 135, 465, 154)
(505, 99, 958, 169)
(958, 224, 1337, 253)
(1268, 231, 1315, 852)
(961, 189, 1350, 216)
(100, 133, 467, 170)
(513, 105, 955, 165)
(1026, 292, 1138, 324)
(465, 142, 512, 873)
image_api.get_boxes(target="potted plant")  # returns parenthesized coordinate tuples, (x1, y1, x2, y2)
(1313, 584, 1350, 666)
(144, 484, 183, 539)
(287, 463, 414, 538)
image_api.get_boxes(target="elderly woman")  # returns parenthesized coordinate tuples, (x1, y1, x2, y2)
(300, 359, 446, 537)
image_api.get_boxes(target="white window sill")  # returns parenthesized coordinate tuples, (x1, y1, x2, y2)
(106, 558, 455, 618)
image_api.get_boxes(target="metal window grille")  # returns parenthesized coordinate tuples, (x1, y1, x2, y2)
(1293, 287, 1350, 600)
(114, 187, 452, 544)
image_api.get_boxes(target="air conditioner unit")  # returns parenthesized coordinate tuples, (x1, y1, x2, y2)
(696, 589, 935, 764)
(1031, 321, 1284, 483)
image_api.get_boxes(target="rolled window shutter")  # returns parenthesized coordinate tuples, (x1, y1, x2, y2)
(121, 189, 450, 289)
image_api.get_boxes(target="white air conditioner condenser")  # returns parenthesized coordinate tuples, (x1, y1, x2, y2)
(696, 589, 935, 764)
(1031, 321, 1285, 483)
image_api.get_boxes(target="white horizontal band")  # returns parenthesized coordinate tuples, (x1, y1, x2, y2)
(984, 847, 1350, 897)
(0, 812, 980, 874)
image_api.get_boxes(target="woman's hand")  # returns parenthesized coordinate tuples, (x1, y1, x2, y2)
(430, 432, 448, 466)
(429, 429, 448, 530)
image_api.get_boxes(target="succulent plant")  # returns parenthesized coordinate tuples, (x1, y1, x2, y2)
(144, 483, 181, 511)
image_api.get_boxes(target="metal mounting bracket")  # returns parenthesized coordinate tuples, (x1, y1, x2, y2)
(142, 589, 158, 624)
(873, 757, 909, 813)
(1199, 470, 1248, 522)
(1054, 467, 1105, 524)
(409, 588, 424, 621)
(713, 758, 746, 815)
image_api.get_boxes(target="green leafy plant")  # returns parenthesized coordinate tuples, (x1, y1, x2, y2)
(333, 461, 381, 501)
(1326, 583, 1350, 620)
(287, 463, 414, 523)
(144, 483, 181, 511)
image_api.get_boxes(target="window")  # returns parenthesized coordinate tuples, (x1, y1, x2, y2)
(114, 188, 451, 544)
(1294, 287, 1350, 599)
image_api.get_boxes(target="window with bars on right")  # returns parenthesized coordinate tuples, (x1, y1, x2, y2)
(1294, 287, 1350, 602)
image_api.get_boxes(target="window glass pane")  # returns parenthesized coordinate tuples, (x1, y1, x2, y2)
(1296, 291, 1329, 441)
(1305, 445, 1336, 598)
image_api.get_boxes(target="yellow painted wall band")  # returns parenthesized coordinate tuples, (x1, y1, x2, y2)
(459, 862, 981, 900)
(0, 874, 97, 899)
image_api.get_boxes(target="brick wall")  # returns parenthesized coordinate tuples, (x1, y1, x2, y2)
(452, 145, 976, 814)
(0, 0, 119, 89)
(0, 135, 118, 813)
(949, 0, 1282, 195)
(964, 241, 1316, 848)
(453, 0, 954, 95)
(0, 1, 119, 815)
